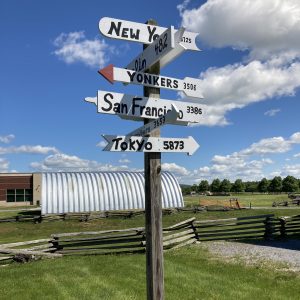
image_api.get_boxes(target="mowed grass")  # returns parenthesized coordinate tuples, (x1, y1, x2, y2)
(184, 193, 292, 208)
(0, 245, 299, 300)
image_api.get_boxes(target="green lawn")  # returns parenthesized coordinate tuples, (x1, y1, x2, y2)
(0, 245, 299, 300)
(184, 193, 293, 208)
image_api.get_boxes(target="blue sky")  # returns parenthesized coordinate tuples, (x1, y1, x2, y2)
(1, 0, 300, 184)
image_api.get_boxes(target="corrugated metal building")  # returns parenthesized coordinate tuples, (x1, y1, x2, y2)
(41, 172, 183, 215)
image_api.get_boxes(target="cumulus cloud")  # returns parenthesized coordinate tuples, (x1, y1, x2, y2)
(30, 153, 133, 172)
(0, 134, 15, 144)
(96, 141, 108, 148)
(119, 158, 131, 164)
(180, 0, 300, 61)
(162, 162, 190, 176)
(179, 132, 300, 183)
(53, 31, 113, 67)
(0, 158, 9, 172)
(264, 109, 281, 117)
(0, 145, 59, 155)
(178, 0, 300, 126)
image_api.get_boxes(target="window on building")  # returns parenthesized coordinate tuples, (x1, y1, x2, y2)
(6, 189, 32, 202)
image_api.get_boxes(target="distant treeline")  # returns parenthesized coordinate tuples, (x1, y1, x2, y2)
(181, 175, 300, 195)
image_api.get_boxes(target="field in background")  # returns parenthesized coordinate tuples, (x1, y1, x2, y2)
(184, 193, 290, 208)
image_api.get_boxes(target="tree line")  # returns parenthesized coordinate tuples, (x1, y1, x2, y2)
(182, 175, 300, 195)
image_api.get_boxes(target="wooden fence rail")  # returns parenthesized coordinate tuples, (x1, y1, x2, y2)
(1, 214, 299, 263)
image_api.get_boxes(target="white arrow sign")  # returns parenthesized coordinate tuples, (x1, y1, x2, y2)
(127, 104, 184, 137)
(99, 17, 200, 51)
(102, 135, 199, 156)
(85, 91, 204, 124)
(98, 64, 203, 99)
(126, 26, 186, 72)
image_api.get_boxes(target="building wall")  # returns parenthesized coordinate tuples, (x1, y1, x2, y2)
(0, 174, 33, 206)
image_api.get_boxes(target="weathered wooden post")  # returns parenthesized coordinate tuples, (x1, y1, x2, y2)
(143, 19, 164, 300)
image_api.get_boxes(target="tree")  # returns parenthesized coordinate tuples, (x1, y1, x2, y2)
(210, 179, 221, 193)
(258, 178, 269, 193)
(220, 179, 232, 193)
(245, 181, 258, 193)
(282, 176, 299, 193)
(268, 176, 282, 193)
(231, 179, 245, 193)
(198, 180, 209, 193)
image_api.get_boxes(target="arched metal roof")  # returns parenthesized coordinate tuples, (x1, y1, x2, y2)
(41, 172, 183, 214)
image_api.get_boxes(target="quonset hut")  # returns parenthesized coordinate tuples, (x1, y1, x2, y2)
(42, 172, 183, 214)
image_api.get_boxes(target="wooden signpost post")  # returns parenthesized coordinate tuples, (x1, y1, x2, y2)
(86, 16, 202, 300)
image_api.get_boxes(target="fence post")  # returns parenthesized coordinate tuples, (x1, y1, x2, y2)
(264, 216, 273, 241)
(279, 217, 287, 239)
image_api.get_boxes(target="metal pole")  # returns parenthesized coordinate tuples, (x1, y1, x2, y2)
(144, 19, 164, 300)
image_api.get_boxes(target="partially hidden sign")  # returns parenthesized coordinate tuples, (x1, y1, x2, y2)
(99, 17, 200, 51)
(85, 91, 204, 124)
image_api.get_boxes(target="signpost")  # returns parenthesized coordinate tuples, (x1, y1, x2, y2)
(98, 64, 204, 98)
(126, 26, 185, 72)
(87, 16, 202, 300)
(98, 17, 200, 51)
(85, 91, 203, 124)
(126, 104, 181, 137)
(102, 135, 199, 155)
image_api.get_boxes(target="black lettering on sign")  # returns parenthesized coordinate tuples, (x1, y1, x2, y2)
(134, 58, 146, 71)
(112, 137, 122, 150)
(127, 70, 136, 82)
(120, 141, 128, 151)
(102, 93, 113, 112)
(129, 139, 136, 150)
(107, 22, 122, 36)
(145, 142, 152, 150)
(136, 139, 144, 151)
(107, 21, 140, 40)
(147, 26, 159, 42)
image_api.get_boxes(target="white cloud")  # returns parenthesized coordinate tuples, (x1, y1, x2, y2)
(264, 109, 280, 117)
(179, 132, 300, 183)
(180, 0, 300, 61)
(162, 162, 190, 176)
(0, 145, 59, 155)
(0, 134, 15, 144)
(192, 61, 300, 126)
(280, 164, 300, 178)
(30, 153, 133, 172)
(96, 141, 108, 148)
(0, 158, 9, 172)
(294, 153, 300, 158)
(119, 158, 131, 164)
(53, 31, 113, 67)
(178, 0, 300, 126)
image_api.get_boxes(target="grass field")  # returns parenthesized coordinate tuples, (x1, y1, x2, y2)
(1, 195, 300, 299)
(184, 193, 292, 208)
(0, 245, 299, 299)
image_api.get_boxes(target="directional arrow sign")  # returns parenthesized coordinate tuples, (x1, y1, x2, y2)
(85, 91, 204, 124)
(98, 64, 203, 98)
(99, 17, 200, 51)
(102, 135, 199, 156)
(127, 104, 184, 137)
(126, 26, 185, 73)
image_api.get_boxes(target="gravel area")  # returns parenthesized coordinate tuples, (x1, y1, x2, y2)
(199, 240, 300, 272)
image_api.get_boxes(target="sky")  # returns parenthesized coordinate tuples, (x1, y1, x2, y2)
(1, 0, 300, 184)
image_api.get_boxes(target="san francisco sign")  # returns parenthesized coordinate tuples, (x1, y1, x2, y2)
(85, 91, 203, 124)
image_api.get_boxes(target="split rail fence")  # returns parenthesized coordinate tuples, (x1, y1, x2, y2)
(1, 214, 299, 263)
